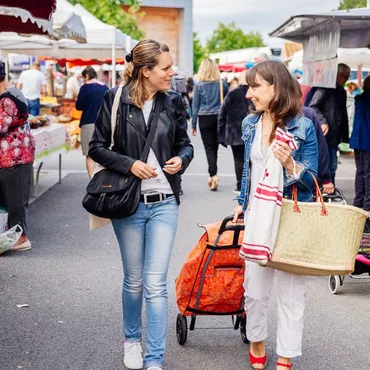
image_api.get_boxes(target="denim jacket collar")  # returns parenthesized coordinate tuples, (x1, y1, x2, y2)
(245, 112, 301, 130)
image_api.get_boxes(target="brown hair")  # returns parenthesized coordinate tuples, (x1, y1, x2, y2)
(246, 60, 302, 143)
(82, 66, 97, 80)
(362, 76, 370, 92)
(124, 39, 169, 108)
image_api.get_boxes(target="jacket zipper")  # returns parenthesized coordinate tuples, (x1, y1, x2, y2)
(127, 116, 147, 142)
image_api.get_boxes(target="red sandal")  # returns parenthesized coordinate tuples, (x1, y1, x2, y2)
(249, 350, 267, 369)
(276, 362, 292, 369)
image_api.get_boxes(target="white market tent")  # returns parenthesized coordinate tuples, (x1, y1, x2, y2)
(52, 2, 87, 42)
(0, 0, 136, 85)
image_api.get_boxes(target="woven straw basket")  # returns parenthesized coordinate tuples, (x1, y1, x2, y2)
(267, 177, 368, 276)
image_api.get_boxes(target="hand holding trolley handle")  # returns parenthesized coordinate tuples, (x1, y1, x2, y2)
(232, 205, 244, 224)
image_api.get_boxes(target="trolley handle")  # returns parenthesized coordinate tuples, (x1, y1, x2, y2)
(218, 214, 244, 235)
(322, 188, 346, 203)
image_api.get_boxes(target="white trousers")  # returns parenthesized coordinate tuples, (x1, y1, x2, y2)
(244, 261, 306, 358)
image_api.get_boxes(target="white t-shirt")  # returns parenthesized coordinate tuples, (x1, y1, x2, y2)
(244, 118, 267, 224)
(18, 69, 47, 100)
(65, 75, 81, 99)
(140, 100, 173, 194)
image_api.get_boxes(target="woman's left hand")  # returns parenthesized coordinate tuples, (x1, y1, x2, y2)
(163, 156, 183, 175)
(273, 140, 294, 172)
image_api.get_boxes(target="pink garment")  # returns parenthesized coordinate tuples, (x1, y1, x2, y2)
(0, 97, 35, 168)
(239, 127, 297, 265)
(85, 78, 106, 86)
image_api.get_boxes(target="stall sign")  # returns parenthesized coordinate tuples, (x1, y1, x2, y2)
(302, 21, 340, 88)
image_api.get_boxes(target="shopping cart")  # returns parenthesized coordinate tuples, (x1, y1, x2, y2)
(175, 215, 249, 345)
(324, 189, 370, 294)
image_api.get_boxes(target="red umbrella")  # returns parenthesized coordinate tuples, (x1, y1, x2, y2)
(0, 1, 56, 36)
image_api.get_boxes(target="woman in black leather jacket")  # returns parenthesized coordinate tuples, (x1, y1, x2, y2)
(89, 39, 193, 370)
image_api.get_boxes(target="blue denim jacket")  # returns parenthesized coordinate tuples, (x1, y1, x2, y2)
(192, 80, 229, 129)
(237, 113, 319, 211)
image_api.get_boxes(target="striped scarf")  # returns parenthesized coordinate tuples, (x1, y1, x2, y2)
(239, 127, 297, 265)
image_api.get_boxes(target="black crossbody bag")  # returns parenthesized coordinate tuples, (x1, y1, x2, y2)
(82, 86, 163, 219)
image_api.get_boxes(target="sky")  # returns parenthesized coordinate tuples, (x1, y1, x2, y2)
(193, 0, 342, 46)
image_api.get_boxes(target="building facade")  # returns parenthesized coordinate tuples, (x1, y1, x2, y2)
(123, 0, 193, 76)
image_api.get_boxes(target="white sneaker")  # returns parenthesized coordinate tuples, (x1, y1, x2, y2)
(146, 367, 162, 370)
(123, 342, 143, 369)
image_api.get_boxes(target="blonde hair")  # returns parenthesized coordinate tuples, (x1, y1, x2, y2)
(123, 39, 169, 108)
(239, 70, 247, 85)
(197, 58, 220, 82)
(347, 82, 358, 93)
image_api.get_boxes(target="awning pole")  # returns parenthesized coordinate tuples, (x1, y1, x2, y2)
(111, 28, 116, 87)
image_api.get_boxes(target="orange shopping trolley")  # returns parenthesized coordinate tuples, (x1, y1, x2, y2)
(175, 215, 249, 345)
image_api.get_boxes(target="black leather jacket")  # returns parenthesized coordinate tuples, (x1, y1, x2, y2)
(218, 85, 251, 146)
(89, 86, 194, 205)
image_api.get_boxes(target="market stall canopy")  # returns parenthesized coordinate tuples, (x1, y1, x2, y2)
(0, 0, 134, 59)
(270, 7, 370, 48)
(0, 0, 56, 36)
(0, 0, 86, 43)
(218, 61, 248, 72)
(41, 57, 125, 67)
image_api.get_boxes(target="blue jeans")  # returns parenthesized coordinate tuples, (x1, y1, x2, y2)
(111, 196, 178, 368)
(27, 98, 40, 116)
(327, 145, 338, 184)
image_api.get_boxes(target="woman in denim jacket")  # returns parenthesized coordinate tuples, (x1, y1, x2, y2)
(192, 58, 228, 190)
(232, 61, 318, 370)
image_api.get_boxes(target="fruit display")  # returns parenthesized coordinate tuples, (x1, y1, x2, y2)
(63, 120, 81, 149)
(57, 114, 73, 123)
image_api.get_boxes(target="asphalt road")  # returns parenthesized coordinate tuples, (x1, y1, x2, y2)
(1, 132, 370, 370)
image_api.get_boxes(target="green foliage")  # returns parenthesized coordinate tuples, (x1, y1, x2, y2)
(193, 32, 206, 73)
(338, 0, 366, 10)
(206, 22, 265, 54)
(68, 0, 145, 40)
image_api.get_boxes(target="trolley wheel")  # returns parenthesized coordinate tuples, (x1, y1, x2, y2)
(328, 275, 340, 294)
(176, 314, 188, 345)
(240, 315, 250, 344)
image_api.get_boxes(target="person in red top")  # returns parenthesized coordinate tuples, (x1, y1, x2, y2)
(0, 61, 35, 251)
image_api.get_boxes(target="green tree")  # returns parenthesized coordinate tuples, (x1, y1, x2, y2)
(69, 0, 145, 40)
(206, 22, 265, 54)
(193, 32, 206, 73)
(338, 0, 366, 9)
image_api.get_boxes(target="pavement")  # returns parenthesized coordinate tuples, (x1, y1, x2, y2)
(1, 133, 370, 370)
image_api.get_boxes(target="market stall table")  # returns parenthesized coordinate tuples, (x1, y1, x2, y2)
(31, 123, 69, 197)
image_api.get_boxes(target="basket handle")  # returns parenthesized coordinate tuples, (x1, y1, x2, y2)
(292, 172, 327, 216)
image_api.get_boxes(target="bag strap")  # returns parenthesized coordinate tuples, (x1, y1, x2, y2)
(292, 171, 327, 216)
(109, 83, 124, 150)
(139, 93, 163, 162)
(109, 85, 162, 161)
(219, 79, 224, 104)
